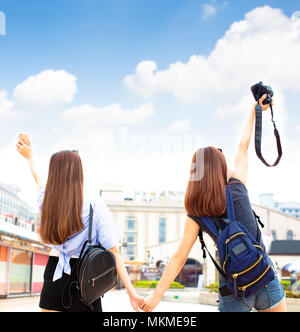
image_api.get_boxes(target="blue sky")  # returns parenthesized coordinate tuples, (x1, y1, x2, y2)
(1, 0, 299, 102)
(0, 0, 300, 208)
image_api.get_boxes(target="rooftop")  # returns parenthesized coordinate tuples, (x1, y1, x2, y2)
(269, 240, 300, 255)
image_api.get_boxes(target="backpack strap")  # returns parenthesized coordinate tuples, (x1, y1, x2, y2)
(88, 204, 93, 243)
(253, 210, 264, 229)
(61, 239, 90, 310)
(61, 204, 94, 311)
(88, 203, 106, 250)
(253, 209, 265, 245)
(198, 228, 227, 279)
(188, 215, 227, 279)
(61, 280, 78, 310)
(188, 187, 236, 281)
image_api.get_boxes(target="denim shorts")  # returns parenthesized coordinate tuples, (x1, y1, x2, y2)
(218, 276, 286, 312)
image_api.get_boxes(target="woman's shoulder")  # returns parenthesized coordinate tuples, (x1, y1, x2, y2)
(228, 177, 244, 186)
(82, 191, 121, 244)
(83, 191, 110, 218)
(227, 177, 248, 193)
(84, 191, 105, 206)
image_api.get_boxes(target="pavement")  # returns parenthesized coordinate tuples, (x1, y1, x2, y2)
(0, 289, 218, 312)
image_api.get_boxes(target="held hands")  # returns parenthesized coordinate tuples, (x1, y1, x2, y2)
(129, 292, 145, 312)
(16, 134, 32, 161)
(140, 292, 162, 312)
(129, 291, 161, 312)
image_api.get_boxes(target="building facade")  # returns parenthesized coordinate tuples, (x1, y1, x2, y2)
(259, 193, 300, 220)
(0, 181, 49, 298)
(2, 179, 299, 297)
(0, 181, 37, 222)
(101, 186, 186, 264)
(102, 185, 300, 287)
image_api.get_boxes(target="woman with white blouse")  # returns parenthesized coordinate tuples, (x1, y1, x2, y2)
(16, 134, 144, 312)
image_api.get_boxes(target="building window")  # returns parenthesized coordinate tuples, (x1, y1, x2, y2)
(271, 231, 277, 241)
(126, 232, 136, 243)
(287, 230, 293, 240)
(127, 245, 135, 258)
(159, 217, 166, 243)
(125, 216, 137, 261)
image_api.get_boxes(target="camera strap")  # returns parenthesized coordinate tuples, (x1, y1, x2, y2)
(254, 103, 282, 167)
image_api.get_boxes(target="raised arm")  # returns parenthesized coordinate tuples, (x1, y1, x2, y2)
(16, 134, 43, 190)
(141, 217, 200, 312)
(231, 94, 272, 186)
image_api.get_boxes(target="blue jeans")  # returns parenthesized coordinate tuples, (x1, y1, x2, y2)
(218, 276, 285, 312)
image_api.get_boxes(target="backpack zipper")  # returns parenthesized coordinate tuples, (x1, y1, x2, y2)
(254, 245, 264, 252)
(225, 232, 247, 244)
(80, 249, 102, 295)
(223, 232, 247, 273)
(223, 259, 228, 273)
(89, 266, 115, 287)
(238, 265, 271, 292)
(232, 255, 263, 279)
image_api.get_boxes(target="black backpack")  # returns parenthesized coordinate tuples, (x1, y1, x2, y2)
(62, 204, 117, 310)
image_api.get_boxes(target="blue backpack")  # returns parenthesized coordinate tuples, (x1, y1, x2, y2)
(189, 187, 275, 298)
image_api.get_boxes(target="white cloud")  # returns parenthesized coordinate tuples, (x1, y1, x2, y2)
(0, 90, 15, 118)
(216, 95, 252, 118)
(0, 140, 46, 209)
(202, 4, 217, 20)
(123, 61, 160, 98)
(0, 90, 23, 122)
(3, 6, 300, 209)
(166, 120, 191, 134)
(217, 90, 287, 128)
(123, 6, 300, 203)
(13, 69, 77, 109)
(61, 102, 155, 127)
(201, 1, 228, 20)
(124, 6, 300, 103)
(292, 11, 300, 20)
(246, 134, 300, 204)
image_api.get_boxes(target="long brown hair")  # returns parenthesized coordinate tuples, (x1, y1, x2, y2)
(40, 150, 84, 245)
(184, 146, 228, 217)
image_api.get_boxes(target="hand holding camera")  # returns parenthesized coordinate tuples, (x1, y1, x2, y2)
(256, 94, 274, 112)
(251, 81, 282, 167)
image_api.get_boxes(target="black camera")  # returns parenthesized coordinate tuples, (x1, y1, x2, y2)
(251, 81, 273, 105)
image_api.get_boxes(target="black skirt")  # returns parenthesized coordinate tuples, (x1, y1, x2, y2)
(39, 256, 102, 312)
